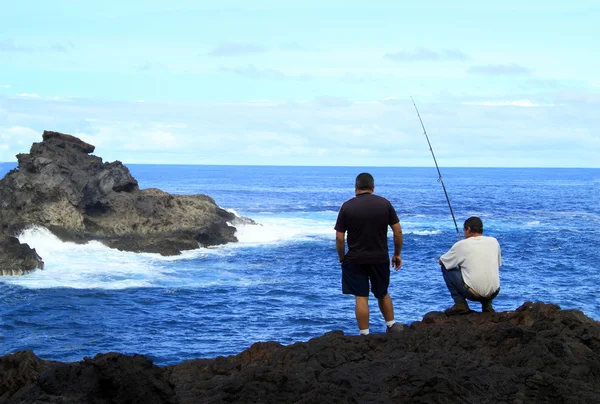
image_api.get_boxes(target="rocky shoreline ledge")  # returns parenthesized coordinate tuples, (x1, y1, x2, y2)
(0, 131, 253, 275)
(1, 302, 599, 403)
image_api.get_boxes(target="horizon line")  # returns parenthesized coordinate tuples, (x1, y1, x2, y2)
(1, 161, 599, 170)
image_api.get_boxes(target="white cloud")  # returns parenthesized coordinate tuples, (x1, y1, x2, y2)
(219, 65, 286, 80)
(384, 48, 469, 62)
(1, 84, 11, 89)
(0, 39, 33, 52)
(208, 42, 267, 57)
(0, 39, 74, 54)
(17, 93, 41, 98)
(124, 130, 179, 151)
(467, 64, 532, 76)
(0, 94, 597, 167)
(315, 96, 352, 107)
(461, 100, 554, 107)
(279, 42, 310, 52)
(0, 126, 42, 161)
(14, 93, 67, 102)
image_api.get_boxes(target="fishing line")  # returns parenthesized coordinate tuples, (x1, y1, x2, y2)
(411, 97, 461, 240)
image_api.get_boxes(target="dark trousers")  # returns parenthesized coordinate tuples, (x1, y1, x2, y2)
(441, 265, 499, 303)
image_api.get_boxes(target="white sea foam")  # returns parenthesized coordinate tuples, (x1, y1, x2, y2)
(406, 229, 443, 236)
(225, 208, 241, 216)
(5, 227, 172, 289)
(5, 216, 447, 290)
(234, 215, 447, 243)
(234, 216, 333, 245)
(3, 220, 330, 289)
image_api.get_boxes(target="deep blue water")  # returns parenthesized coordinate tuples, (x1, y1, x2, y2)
(1, 163, 599, 365)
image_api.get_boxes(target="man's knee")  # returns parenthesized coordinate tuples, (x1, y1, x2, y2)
(376, 293, 390, 302)
(355, 295, 369, 305)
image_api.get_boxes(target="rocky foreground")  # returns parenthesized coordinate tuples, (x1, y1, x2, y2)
(1, 302, 599, 403)
(0, 131, 251, 275)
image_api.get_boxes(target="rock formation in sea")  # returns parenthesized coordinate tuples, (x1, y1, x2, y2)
(0, 234, 44, 275)
(0, 131, 249, 275)
(1, 302, 599, 403)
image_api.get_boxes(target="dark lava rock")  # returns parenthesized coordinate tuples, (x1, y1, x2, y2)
(0, 131, 249, 274)
(0, 235, 44, 275)
(1, 302, 599, 403)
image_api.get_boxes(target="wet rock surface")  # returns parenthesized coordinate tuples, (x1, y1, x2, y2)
(0, 131, 246, 274)
(1, 302, 599, 403)
(0, 235, 44, 275)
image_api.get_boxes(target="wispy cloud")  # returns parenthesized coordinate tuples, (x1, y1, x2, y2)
(384, 48, 469, 62)
(467, 64, 532, 76)
(381, 96, 402, 105)
(0, 39, 74, 53)
(0, 126, 45, 161)
(279, 42, 309, 52)
(1, 93, 597, 167)
(136, 61, 166, 72)
(208, 42, 267, 57)
(219, 65, 286, 80)
(0, 39, 33, 52)
(315, 96, 352, 107)
(48, 42, 75, 53)
(462, 100, 553, 107)
(1, 84, 11, 89)
(17, 93, 41, 98)
(15, 93, 66, 102)
(556, 90, 600, 104)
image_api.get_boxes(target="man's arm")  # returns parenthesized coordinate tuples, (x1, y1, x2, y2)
(391, 222, 403, 270)
(497, 241, 502, 267)
(336, 231, 346, 262)
(439, 242, 460, 269)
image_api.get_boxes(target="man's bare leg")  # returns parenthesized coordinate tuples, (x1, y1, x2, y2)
(355, 296, 369, 331)
(377, 293, 394, 322)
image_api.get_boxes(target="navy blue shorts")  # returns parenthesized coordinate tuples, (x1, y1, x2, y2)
(341, 261, 390, 299)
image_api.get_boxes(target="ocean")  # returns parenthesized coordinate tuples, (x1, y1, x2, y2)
(0, 164, 599, 365)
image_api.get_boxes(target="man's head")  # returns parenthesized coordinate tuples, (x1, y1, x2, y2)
(463, 216, 483, 237)
(355, 173, 375, 192)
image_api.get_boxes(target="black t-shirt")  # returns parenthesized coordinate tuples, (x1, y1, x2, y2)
(334, 193, 399, 264)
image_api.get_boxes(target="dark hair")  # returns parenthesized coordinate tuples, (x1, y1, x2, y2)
(355, 173, 374, 190)
(463, 216, 483, 233)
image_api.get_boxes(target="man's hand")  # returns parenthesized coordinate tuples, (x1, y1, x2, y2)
(391, 254, 402, 270)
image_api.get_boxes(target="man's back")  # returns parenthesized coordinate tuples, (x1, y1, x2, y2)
(445, 236, 501, 297)
(335, 193, 398, 264)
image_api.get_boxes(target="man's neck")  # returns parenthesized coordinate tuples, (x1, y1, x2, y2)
(355, 190, 373, 196)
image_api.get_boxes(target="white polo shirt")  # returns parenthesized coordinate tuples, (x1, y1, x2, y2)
(440, 235, 501, 297)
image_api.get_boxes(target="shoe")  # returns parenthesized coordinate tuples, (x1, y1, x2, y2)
(386, 322, 404, 333)
(444, 300, 471, 316)
(481, 301, 495, 313)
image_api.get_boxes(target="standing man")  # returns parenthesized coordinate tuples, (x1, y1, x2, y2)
(439, 216, 501, 315)
(335, 173, 404, 335)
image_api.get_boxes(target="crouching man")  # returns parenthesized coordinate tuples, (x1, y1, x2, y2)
(439, 216, 501, 314)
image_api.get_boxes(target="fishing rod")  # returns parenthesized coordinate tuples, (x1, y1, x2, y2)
(411, 97, 461, 240)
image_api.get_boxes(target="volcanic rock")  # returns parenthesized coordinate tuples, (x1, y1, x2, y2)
(0, 131, 248, 274)
(1, 302, 599, 403)
(0, 235, 44, 275)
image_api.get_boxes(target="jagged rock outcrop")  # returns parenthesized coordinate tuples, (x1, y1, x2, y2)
(1, 302, 599, 403)
(0, 235, 44, 275)
(0, 131, 247, 274)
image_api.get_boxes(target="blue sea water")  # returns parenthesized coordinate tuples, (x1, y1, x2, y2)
(0, 164, 599, 365)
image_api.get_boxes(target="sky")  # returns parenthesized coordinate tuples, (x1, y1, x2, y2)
(1, 1, 599, 167)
